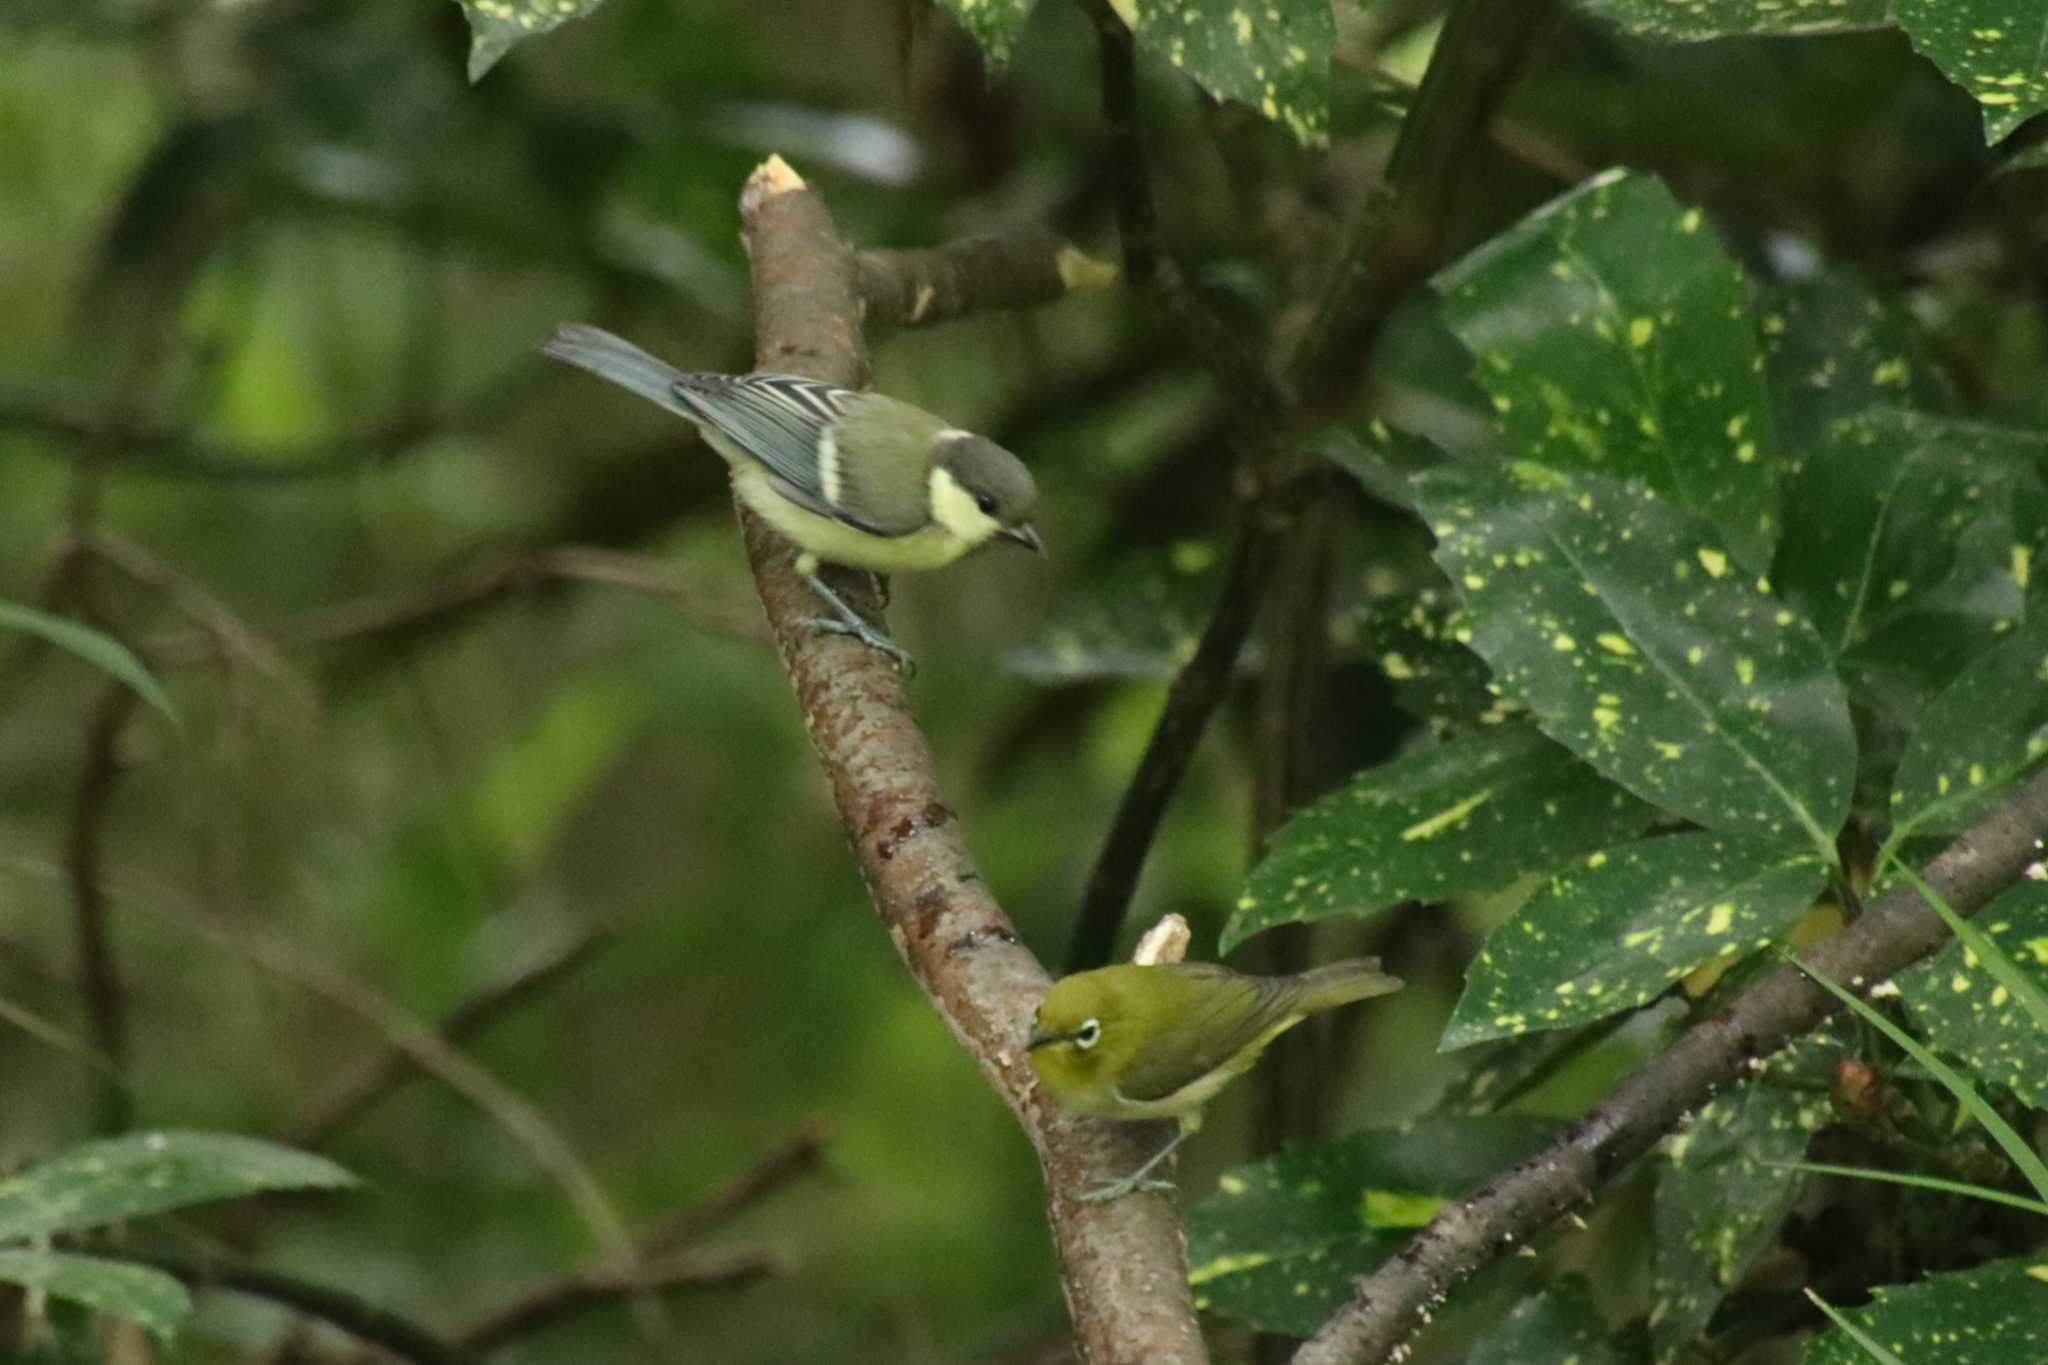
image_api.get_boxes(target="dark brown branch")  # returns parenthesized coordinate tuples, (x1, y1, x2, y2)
(1286, 0, 1561, 402)
(1294, 762, 2048, 1365)
(105, 1245, 489, 1365)
(1063, 515, 1282, 972)
(456, 1248, 782, 1352)
(289, 926, 621, 1147)
(1079, 0, 1285, 412)
(733, 155, 1207, 1365)
(1064, 0, 1553, 972)
(68, 680, 137, 1134)
(148, 545, 767, 667)
(856, 230, 1115, 331)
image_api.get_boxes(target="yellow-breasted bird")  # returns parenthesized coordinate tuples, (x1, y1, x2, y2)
(543, 323, 1044, 667)
(1028, 958, 1402, 1200)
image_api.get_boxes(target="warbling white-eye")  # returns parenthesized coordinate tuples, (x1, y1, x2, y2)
(1028, 958, 1402, 1200)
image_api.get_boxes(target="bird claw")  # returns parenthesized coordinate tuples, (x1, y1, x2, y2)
(797, 565, 915, 673)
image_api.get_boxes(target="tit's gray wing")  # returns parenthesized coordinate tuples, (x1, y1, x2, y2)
(543, 324, 905, 533)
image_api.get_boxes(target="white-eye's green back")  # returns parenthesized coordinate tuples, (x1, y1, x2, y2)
(1026, 959, 1401, 1125)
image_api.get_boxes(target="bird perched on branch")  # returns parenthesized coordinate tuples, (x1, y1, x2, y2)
(543, 323, 1044, 668)
(1028, 958, 1402, 1200)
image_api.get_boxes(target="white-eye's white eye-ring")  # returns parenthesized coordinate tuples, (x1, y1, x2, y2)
(975, 493, 997, 516)
(1074, 1018, 1102, 1049)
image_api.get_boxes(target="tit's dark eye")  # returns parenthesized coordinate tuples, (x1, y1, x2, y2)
(974, 493, 998, 516)
(1074, 1018, 1102, 1049)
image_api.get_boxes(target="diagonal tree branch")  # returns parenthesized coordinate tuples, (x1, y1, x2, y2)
(1065, 0, 1556, 969)
(1295, 762, 2048, 1365)
(857, 230, 1116, 332)
(733, 155, 1207, 1365)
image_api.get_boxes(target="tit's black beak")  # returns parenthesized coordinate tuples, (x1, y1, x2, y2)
(1001, 521, 1047, 556)
(1026, 1024, 1059, 1051)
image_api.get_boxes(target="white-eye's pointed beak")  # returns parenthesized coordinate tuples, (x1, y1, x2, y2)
(1001, 521, 1047, 556)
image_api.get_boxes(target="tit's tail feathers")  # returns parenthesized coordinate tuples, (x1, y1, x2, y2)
(1288, 958, 1403, 1015)
(542, 323, 701, 422)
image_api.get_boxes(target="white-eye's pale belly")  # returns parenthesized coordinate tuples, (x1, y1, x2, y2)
(730, 464, 976, 574)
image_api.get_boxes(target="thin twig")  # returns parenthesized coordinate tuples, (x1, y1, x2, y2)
(637, 1119, 833, 1256)
(457, 1248, 781, 1351)
(100, 1245, 487, 1365)
(730, 155, 1208, 1365)
(67, 680, 137, 1134)
(1294, 762, 2048, 1364)
(147, 545, 767, 667)
(0, 857, 643, 1294)
(1063, 516, 1282, 972)
(1078, 0, 1286, 411)
(290, 925, 621, 1147)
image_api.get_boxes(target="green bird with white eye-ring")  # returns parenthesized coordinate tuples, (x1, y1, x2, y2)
(543, 323, 1045, 668)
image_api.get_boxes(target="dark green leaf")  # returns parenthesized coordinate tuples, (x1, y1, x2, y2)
(1436, 170, 1779, 571)
(1775, 409, 2048, 664)
(0, 1251, 189, 1340)
(1187, 1118, 1558, 1335)
(453, 0, 607, 82)
(1756, 268, 1959, 455)
(0, 1132, 355, 1242)
(1414, 460, 1855, 856)
(1898, 880, 2048, 1109)
(1224, 722, 1654, 952)
(1889, 616, 2048, 841)
(1468, 1277, 1632, 1365)
(1653, 1079, 1830, 1359)
(1801, 1254, 2048, 1364)
(0, 603, 180, 729)
(1445, 832, 1827, 1047)
(1341, 589, 1498, 737)
(1571, 0, 1887, 41)
(935, 0, 1037, 67)
(1116, 0, 1333, 146)
(1890, 2, 2048, 142)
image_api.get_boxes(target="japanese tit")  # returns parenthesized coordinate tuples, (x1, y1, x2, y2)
(543, 324, 1043, 665)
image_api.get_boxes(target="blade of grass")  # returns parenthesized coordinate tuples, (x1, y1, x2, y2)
(1804, 1287, 1908, 1365)
(1793, 953, 2048, 1204)
(1886, 854, 2048, 1036)
(1768, 1160, 2048, 1216)
(0, 602, 181, 729)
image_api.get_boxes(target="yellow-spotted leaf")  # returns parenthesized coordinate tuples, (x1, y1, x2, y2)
(1573, 0, 1886, 41)
(1888, 616, 2048, 843)
(1436, 170, 1780, 572)
(1415, 460, 1854, 857)
(935, 0, 1037, 67)
(454, 0, 607, 81)
(1653, 1042, 1837, 1360)
(1468, 1278, 1631, 1365)
(1109, 0, 1333, 146)
(1897, 880, 2048, 1109)
(1891, 2, 2048, 142)
(1223, 722, 1654, 952)
(1444, 832, 1829, 1048)
(1187, 1118, 1557, 1335)
(1802, 1255, 2048, 1365)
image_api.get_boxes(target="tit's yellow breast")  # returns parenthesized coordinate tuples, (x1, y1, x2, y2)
(731, 465, 978, 574)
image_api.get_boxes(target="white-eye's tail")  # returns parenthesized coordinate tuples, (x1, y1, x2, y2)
(1286, 958, 1403, 1016)
(542, 323, 701, 422)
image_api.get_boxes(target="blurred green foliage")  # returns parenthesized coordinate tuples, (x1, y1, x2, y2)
(3, 0, 2048, 1362)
